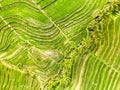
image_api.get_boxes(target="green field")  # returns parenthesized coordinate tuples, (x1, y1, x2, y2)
(0, 0, 120, 90)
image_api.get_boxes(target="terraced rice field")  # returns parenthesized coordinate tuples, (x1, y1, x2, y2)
(0, 0, 120, 90)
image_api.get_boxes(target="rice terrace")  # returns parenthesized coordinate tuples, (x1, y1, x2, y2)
(0, 0, 120, 90)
